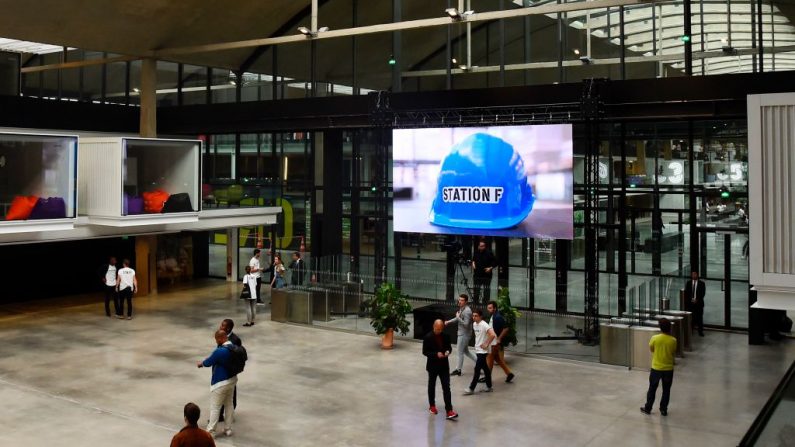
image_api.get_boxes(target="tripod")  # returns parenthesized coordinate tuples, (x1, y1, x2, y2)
(455, 261, 476, 302)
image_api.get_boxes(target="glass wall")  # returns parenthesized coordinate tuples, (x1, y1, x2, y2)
(18, 0, 795, 103)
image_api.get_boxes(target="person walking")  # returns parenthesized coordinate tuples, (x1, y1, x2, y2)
(218, 319, 241, 423)
(115, 259, 137, 320)
(197, 330, 237, 438)
(289, 252, 306, 287)
(170, 402, 216, 447)
(99, 256, 120, 318)
(423, 319, 458, 420)
(463, 309, 496, 395)
(640, 318, 678, 416)
(471, 240, 497, 304)
(486, 301, 515, 383)
(271, 255, 286, 289)
(241, 266, 258, 327)
(445, 294, 476, 376)
(248, 249, 264, 304)
(684, 271, 706, 336)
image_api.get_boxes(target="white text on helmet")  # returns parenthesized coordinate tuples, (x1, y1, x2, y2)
(442, 187, 504, 204)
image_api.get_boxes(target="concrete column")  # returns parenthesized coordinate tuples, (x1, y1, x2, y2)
(227, 228, 239, 281)
(139, 58, 157, 138)
(135, 235, 158, 296)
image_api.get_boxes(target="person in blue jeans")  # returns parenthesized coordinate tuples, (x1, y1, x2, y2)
(641, 318, 678, 416)
(271, 255, 286, 289)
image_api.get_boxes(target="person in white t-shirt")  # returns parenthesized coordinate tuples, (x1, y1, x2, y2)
(463, 309, 496, 395)
(248, 249, 266, 304)
(242, 266, 258, 327)
(116, 259, 138, 320)
(99, 256, 119, 318)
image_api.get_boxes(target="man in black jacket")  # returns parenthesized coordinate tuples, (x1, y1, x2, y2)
(684, 271, 706, 336)
(423, 319, 458, 420)
(471, 240, 497, 304)
(289, 252, 306, 287)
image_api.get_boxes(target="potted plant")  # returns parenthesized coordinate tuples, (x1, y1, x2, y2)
(495, 287, 520, 347)
(367, 282, 412, 349)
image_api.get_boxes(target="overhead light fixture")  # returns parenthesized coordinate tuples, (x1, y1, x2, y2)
(297, 26, 329, 38)
(388, 55, 397, 65)
(446, 7, 462, 20)
(459, 64, 469, 71)
(570, 20, 584, 29)
(132, 87, 140, 93)
(722, 45, 737, 55)
(573, 48, 580, 55)
(445, 7, 473, 20)
(229, 80, 237, 86)
(451, 58, 457, 64)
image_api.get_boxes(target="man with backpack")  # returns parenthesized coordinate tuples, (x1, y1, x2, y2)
(197, 330, 247, 438)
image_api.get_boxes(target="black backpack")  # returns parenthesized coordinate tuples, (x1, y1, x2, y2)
(223, 344, 248, 377)
(162, 193, 194, 213)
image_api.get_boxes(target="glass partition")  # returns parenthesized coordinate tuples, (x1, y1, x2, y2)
(122, 139, 200, 215)
(0, 133, 77, 221)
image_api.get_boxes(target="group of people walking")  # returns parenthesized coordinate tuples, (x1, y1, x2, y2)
(423, 293, 517, 420)
(99, 256, 138, 320)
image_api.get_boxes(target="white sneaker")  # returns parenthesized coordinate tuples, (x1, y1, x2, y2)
(462, 388, 474, 395)
(480, 386, 493, 393)
(224, 428, 233, 437)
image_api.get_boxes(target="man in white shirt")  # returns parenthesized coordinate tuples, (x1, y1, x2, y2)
(99, 256, 119, 318)
(248, 249, 263, 304)
(116, 259, 138, 320)
(463, 309, 496, 395)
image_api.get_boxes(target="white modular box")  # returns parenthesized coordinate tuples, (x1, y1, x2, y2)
(79, 137, 201, 226)
(0, 131, 78, 234)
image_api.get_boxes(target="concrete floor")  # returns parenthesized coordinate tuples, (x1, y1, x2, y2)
(0, 280, 793, 447)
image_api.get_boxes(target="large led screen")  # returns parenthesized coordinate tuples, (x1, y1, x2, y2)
(393, 125, 573, 239)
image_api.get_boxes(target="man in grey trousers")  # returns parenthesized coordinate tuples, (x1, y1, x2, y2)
(445, 293, 477, 376)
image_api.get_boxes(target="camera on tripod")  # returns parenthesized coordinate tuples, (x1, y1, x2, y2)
(440, 238, 470, 265)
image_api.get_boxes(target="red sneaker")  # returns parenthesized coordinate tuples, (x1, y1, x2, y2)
(446, 410, 458, 420)
(429, 405, 438, 415)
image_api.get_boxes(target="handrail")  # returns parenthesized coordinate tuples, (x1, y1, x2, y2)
(738, 358, 795, 446)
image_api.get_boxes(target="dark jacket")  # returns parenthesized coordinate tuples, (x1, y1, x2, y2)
(472, 249, 497, 279)
(423, 331, 452, 372)
(684, 279, 706, 308)
(228, 331, 242, 347)
(289, 258, 306, 286)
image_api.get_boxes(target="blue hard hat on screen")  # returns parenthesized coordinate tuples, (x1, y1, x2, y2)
(429, 133, 535, 230)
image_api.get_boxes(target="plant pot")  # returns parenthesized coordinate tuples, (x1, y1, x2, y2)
(381, 328, 395, 350)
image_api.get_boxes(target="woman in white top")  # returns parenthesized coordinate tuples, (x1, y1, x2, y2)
(242, 265, 258, 327)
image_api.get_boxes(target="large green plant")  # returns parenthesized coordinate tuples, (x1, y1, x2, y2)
(496, 287, 521, 347)
(368, 283, 412, 336)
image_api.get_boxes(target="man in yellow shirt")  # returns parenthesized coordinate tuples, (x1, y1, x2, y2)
(641, 318, 677, 416)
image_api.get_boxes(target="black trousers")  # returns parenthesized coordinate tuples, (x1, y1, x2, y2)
(428, 369, 452, 412)
(692, 306, 704, 334)
(644, 369, 674, 412)
(119, 288, 133, 317)
(104, 285, 119, 316)
(473, 276, 491, 304)
(255, 277, 263, 303)
(469, 353, 492, 390)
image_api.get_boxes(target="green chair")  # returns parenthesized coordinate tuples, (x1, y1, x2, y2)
(227, 184, 244, 207)
(214, 188, 229, 207)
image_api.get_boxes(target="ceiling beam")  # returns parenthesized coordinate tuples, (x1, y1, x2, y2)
(20, 55, 139, 73)
(153, 0, 661, 57)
